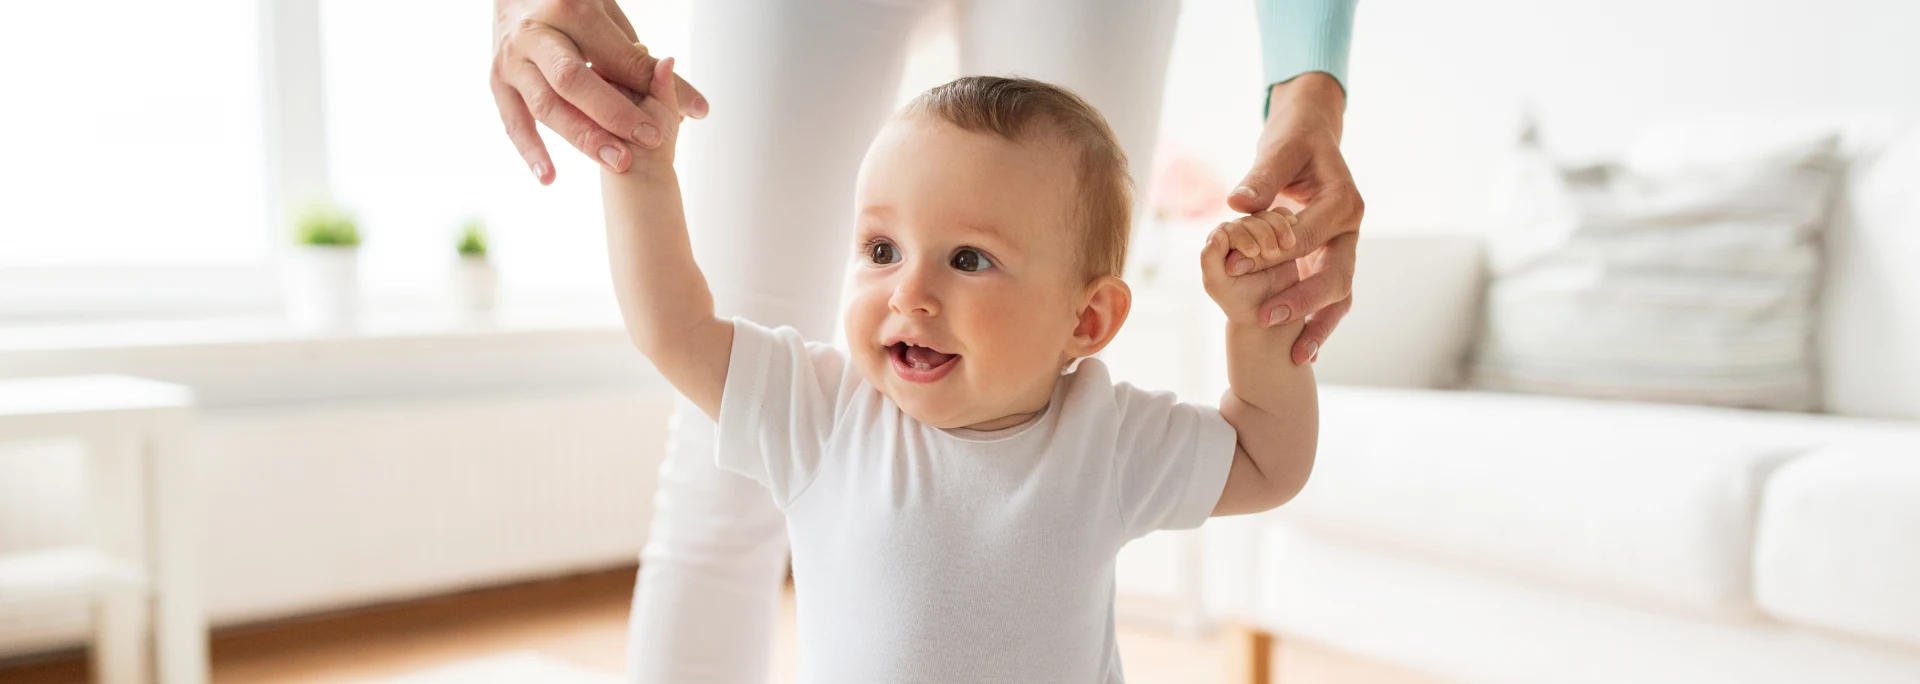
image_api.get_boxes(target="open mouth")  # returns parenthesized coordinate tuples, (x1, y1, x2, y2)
(887, 341, 959, 383)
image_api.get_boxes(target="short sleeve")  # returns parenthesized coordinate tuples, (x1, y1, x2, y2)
(715, 318, 855, 507)
(1110, 380, 1239, 539)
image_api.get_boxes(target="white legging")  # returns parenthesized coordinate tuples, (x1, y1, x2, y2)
(625, 1, 1181, 681)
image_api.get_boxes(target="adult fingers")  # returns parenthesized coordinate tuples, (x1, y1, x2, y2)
(604, 0, 639, 41)
(1294, 295, 1351, 365)
(587, 50, 708, 119)
(1274, 157, 1365, 263)
(560, 12, 655, 89)
(504, 60, 631, 172)
(1228, 140, 1311, 215)
(490, 73, 555, 185)
(1256, 231, 1357, 328)
(565, 16, 709, 120)
(519, 23, 661, 148)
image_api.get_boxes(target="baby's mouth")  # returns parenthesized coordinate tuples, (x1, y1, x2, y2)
(887, 342, 959, 382)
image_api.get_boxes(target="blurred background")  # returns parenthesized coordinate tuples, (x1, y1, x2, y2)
(2, 0, 1917, 682)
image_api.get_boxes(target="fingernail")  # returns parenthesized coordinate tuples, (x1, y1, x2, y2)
(1308, 340, 1320, 363)
(636, 122, 662, 147)
(1281, 231, 1297, 250)
(1233, 185, 1258, 199)
(530, 161, 548, 182)
(1267, 306, 1291, 327)
(692, 97, 709, 118)
(599, 145, 622, 168)
(1229, 259, 1250, 276)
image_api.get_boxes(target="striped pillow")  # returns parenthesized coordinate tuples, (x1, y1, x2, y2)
(1468, 135, 1844, 410)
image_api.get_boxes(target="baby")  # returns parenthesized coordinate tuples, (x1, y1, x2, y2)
(602, 59, 1317, 683)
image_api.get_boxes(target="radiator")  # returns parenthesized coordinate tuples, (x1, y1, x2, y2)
(0, 388, 673, 658)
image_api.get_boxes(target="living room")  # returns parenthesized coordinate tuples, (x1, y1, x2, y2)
(2, 0, 1916, 683)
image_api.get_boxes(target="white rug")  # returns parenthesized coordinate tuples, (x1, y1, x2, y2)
(360, 651, 622, 684)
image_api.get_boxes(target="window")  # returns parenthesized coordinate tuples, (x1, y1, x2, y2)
(314, 0, 674, 301)
(0, 1, 271, 318)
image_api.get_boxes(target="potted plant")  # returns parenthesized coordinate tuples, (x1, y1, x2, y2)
(283, 200, 361, 329)
(453, 217, 498, 313)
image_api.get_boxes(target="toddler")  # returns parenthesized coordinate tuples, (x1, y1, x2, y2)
(602, 59, 1318, 683)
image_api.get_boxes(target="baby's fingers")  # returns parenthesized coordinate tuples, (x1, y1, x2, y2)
(1254, 209, 1299, 252)
(1223, 212, 1296, 275)
(1221, 220, 1264, 276)
(1200, 226, 1236, 282)
(629, 58, 683, 145)
(649, 57, 680, 114)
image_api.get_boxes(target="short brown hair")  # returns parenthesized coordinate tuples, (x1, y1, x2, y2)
(903, 76, 1131, 280)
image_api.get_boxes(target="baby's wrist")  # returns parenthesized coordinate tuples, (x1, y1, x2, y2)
(1210, 298, 1262, 327)
(624, 149, 678, 181)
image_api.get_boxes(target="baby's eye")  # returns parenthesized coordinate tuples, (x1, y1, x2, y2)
(950, 248, 994, 273)
(867, 241, 900, 265)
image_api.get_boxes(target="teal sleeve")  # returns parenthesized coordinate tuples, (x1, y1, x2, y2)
(1255, 0, 1357, 93)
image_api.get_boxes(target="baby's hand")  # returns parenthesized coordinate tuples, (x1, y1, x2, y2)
(1201, 210, 1303, 328)
(612, 55, 687, 170)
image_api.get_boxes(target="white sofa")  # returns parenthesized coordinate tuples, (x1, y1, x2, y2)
(1200, 121, 1920, 683)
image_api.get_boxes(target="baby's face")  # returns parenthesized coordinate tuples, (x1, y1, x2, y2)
(845, 117, 1093, 430)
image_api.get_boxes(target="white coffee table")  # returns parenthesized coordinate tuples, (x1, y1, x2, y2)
(0, 375, 204, 684)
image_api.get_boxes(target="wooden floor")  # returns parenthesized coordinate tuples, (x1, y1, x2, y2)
(0, 566, 1443, 684)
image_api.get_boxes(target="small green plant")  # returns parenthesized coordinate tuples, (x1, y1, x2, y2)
(292, 201, 360, 247)
(456, 218, 488, 259)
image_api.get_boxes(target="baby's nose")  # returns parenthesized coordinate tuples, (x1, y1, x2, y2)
(888, 270, 940, 316)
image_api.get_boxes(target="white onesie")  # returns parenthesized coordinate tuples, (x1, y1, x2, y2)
(715, 319, 1236, 684)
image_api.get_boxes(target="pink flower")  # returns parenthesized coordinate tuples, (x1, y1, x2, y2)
(1148, 148, 1227, 222)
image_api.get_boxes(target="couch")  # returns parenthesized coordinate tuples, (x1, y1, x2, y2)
(1195, 119, 1920, 683)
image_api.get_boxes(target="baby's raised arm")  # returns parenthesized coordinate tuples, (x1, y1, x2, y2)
(1200, 210, 1321, 516)
(599, 57, 732, 419)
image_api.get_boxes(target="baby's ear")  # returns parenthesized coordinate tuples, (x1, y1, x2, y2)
(1069, 276, 1131, 358)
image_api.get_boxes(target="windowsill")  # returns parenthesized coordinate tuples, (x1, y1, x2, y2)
(0, 297, 667, 410)
(0, 296, 626, 354)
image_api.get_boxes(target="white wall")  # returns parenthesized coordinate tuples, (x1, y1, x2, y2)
(1154, 0, 1920, 233)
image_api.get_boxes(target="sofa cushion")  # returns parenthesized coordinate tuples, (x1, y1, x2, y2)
(1756, 442, 1920, 649)
(1622, 115, 1920, 420)
(1279, 386, 1833, 616)
(1469, 132, 1844, 411)
(1246, 523, 1920, 684)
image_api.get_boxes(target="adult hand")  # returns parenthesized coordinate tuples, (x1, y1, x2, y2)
(1227, 73, 1364, 366)
(491, 0, 709, 185)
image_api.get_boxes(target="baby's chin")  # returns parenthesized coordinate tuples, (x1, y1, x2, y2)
(871, 379, 974, 429)
(852, 365, 972, 429)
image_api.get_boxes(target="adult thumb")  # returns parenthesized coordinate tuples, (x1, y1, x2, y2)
(1229, 143, 1310, 214)
(1228, 168, 1280, 215)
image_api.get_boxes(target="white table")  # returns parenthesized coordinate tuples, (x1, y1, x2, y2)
(0, 375, 205, 684)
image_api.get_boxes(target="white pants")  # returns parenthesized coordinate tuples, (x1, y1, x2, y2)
(625, 1, 1181, 681)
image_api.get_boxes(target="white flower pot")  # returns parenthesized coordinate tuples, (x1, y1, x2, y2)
(283, 246, 360, 330)
(454, 257, 498, 313)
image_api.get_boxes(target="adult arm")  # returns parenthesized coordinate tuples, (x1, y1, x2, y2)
(1231, 0, 1363, 366)
(493, 0, 709, 184)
